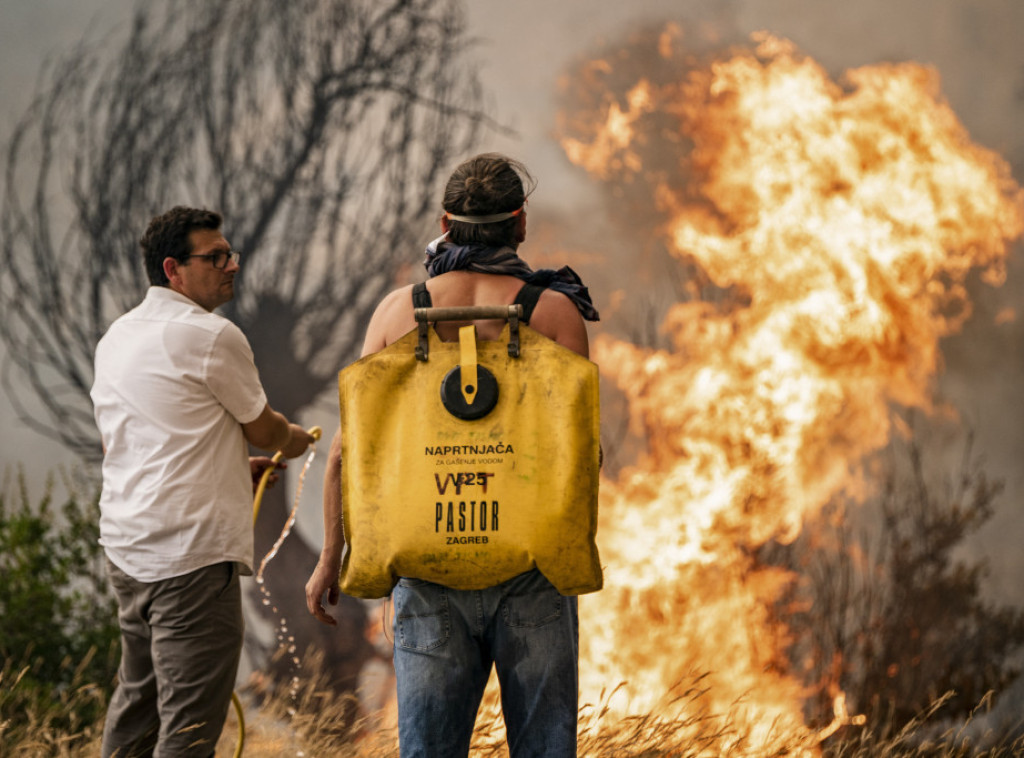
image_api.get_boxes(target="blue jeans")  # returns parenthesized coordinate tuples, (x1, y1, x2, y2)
(392, 569, 579, 758)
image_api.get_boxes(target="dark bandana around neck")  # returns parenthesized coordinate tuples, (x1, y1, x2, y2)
(423, 235, 600, 322)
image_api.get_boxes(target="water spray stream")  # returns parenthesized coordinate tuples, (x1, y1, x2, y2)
(256, 438, 320, 710)
(231, 425, 322, 758)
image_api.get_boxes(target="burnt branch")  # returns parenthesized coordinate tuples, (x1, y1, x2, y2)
(0, 0, 507, 462)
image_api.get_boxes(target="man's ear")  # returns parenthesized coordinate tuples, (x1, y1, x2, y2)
(163, 257, 180, 285)
(514, 211, 527, 244)
(440, 214, 450, 234)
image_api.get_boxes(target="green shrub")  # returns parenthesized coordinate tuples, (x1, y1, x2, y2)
(0, 469, 119, 747)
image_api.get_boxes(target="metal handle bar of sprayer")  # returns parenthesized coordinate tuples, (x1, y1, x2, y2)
(413, 303, 524, 361)
(232, 424, 322, 758)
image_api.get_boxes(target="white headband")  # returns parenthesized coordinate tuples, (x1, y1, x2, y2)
(444, 206, 524, 224)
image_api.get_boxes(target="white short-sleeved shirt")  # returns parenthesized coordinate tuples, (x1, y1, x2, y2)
(91, 286, 268, 581)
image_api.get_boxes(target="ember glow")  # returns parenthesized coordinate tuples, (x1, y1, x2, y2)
(560, 31, 1024, 747)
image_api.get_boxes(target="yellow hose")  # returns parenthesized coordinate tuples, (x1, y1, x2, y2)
(231, 691, 246, 758)
(252, 426, 323, 523)
(233, 425, 322, 758)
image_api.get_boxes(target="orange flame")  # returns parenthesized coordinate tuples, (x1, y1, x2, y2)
(561, 30, 1023, 748)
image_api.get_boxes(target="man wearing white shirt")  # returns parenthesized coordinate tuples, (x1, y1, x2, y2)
(91, 206, 313, 757)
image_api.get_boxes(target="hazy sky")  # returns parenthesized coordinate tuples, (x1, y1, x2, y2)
(2, 0, 1023, 601)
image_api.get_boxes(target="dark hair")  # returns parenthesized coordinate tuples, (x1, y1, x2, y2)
(442, 153, 535, 248)
(140, 206, 223, 286)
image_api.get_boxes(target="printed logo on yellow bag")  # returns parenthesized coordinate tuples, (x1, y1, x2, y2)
(337, 315, 601, 599)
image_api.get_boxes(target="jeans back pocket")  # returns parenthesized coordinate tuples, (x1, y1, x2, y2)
(394, 578, 451, 651)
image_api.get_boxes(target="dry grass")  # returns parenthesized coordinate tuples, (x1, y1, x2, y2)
(4, 661, 1024, 757)
(0, 653, 108, 757)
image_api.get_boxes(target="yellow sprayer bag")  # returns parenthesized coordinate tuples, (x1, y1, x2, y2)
(338, 304, 601, 599)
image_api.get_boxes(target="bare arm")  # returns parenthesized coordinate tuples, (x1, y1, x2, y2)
(242, 404, 314, 458)
(306, 290, 409, 624)
(359, 285, 412, 357)
(531, 289, 598, 464)
(306, 428, 344, 625)
(531, 289, 590, 358)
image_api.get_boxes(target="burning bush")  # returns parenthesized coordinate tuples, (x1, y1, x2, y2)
(767, 430, 1024, 740)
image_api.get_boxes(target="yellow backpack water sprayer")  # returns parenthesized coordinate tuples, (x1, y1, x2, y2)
(337, 303, 602, 598)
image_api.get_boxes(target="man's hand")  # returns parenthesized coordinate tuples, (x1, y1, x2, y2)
(306, 553, 341, 626)
(281, 424, 315, 459)
(250, 456, 286, 494)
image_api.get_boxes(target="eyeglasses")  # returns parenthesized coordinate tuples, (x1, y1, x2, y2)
(186, 250, 241, 269)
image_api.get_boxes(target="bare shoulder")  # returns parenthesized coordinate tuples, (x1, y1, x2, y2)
(362, 284, 417, 356)
(530, 288, 590, 359)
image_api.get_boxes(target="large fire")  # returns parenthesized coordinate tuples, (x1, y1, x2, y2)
(559, 31, 1024, 749)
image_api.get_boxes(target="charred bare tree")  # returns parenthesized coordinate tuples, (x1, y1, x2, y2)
(0, 0, 499, 703)
(765, 429, 1024, 740)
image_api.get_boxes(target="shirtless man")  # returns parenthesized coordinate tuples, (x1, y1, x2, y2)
(306, 153, 599, 757)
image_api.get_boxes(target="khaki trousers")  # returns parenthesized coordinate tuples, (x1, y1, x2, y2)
(101, 560, 244, 758)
